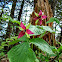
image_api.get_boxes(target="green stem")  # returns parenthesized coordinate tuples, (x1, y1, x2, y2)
(32, 35, 35, 50)
(33, 35, 34, 38)
(31, 44, 33, 50)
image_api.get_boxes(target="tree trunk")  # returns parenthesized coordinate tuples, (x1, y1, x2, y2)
(59, 27, 62, 42)
(30, 0, 56, 45)
(15, 0, 24, 35)
(5, 0, 17, 38)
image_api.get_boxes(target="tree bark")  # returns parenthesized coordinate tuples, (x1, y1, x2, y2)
(34, 0, 37, 8)
(48, 0, 58, 16)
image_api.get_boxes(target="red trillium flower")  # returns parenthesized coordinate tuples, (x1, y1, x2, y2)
(34, 10, 47, 25)
(18, 22, 34, 38)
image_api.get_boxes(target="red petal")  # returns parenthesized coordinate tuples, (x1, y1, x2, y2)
(18, 31, 25, 38)
(26, 29, 34, 34)
(38, 10, 42, 16)
(41, 15, 47, 19)
(20, 22, 26, 30)
(39, 19, 42, 25)
(34, 17, 39, 20)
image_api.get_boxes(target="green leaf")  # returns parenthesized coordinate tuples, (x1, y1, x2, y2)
(57, 41, 62, 46)
(39, 31, 46, 38)
(46, 17, 60, 24)
(19, 27, 24, 30)
(54, 18, 60, 24)
(38, 26, 55, 33)
(57, 46, 62, 52)
(0, 46, 3, 50)
(30, 38, 54, 55)
(8, 35, 29, 45)
(1, 14, 21, 25)
(35, 19, 39, 25)
(50, 46, 57, 52)
(1, 42, 8, 46)
(42, 26, 55, 33)
(59, 60, 61, 62)
(26, 23, 31, 29)
(35, 58, 39, 62)
(8, 42, 36, 62)
(12, 20, 21, 25)
(29, 25, 46, 36)
(6, 36, 18, 43)
(34, 12, 39, 17)
(25, 32, 30, 38)
(0, 52, 4, 56)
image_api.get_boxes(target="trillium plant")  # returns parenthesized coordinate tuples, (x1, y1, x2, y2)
(34, 10, 47, 25)
(1, 10, 60, 62)
(18, 22, 34, 38)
